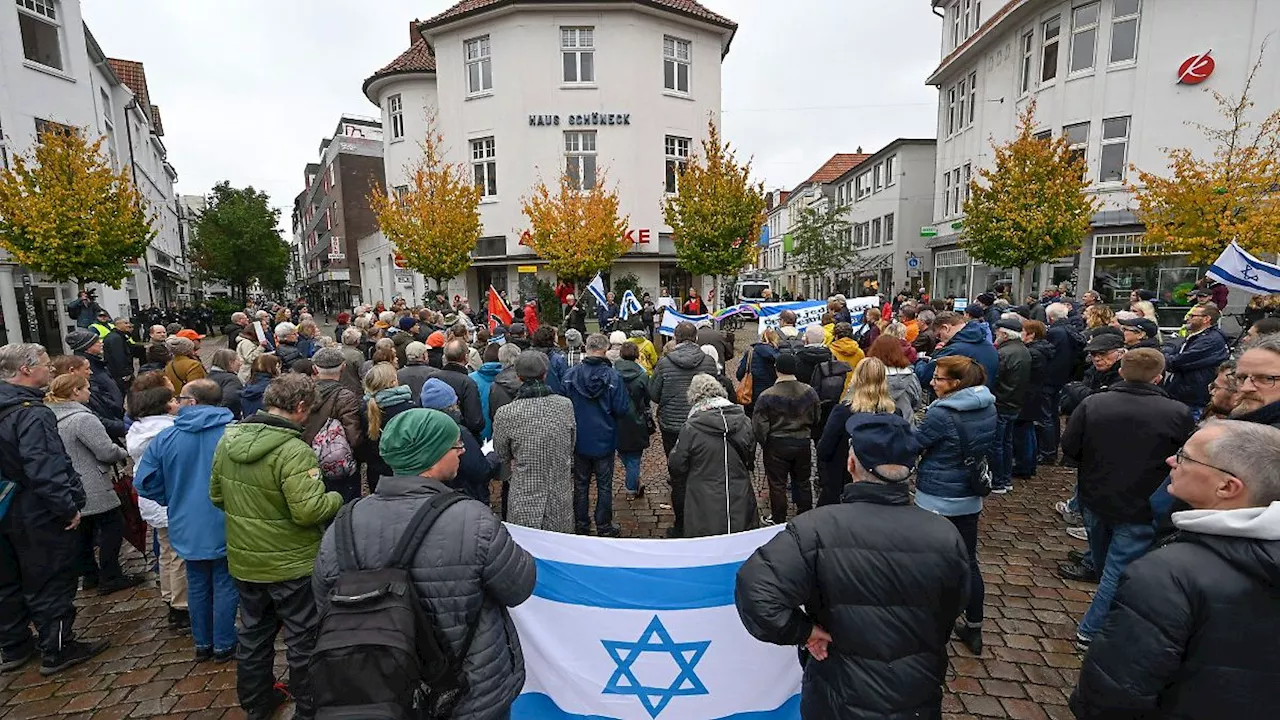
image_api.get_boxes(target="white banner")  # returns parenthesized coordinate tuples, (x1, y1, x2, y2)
(658, 308, 710, 336)
(505, 525, 801, 720)
(754, 297, 880, 338)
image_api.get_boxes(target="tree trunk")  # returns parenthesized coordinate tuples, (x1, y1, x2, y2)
(1017, 264, 1034, 305)
(712, 273, 719, 312)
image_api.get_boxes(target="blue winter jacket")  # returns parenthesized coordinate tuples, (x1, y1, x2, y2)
(563, 356, 632, 458)
(133, 404, 235, 560)
(916, 321, 999, 390)
(1163, 327, 1230, 408)
(736, 342, 780, 403)
(240, 373, 271, 418)
(915, 386, 998, 499)
(470, 362, 503, 440)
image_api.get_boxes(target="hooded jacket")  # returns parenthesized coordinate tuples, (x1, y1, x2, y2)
(207, 368, 244, 419)
(794, 344, 833, 392)
(828, 338, 865, 393)
(313, 478, 536, 720)
(993, 337, 1032, 415)
(885, 367, 923, 424)
(916, 321, 999, 391)
(126, 414, 175, 527)
(235, 332, 264, 383)
(735, 481, 970, 720)
(487, 366, 524, 424)
(752, 378, 822, 442)
(1163, 326, 1230, 408)
(563, 356, 632, 458)
(239, 373, 271, 418)
(210, 412, 343, 583)
(1071, 502, 1280, 719)
(669, 398, 757, 537)
(77, 351, 126, 440)
(650, 342, 719, 432)
(1045, 319, 1085, 387)
(915, 386, 998, 500)
(133, 405, 234, 560)
(613, 359, 652, 454)
(49, 401, 128, 516)
(301, 379, 366, 456)
(0, 382, 83, 527)
(470, 361, 503, 440)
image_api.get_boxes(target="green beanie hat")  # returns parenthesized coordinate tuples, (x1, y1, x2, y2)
(379, 409, 461, 476)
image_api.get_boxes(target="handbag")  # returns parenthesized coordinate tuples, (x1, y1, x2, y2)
(950, 410, 992, 497)
(112, 468, 149, 553)
(736, 347, 755, 405)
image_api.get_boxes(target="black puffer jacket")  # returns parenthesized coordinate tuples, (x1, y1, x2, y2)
(993, 338, 1031, 415)
(313, 478, 536, 720)
(207, 369, 244, 419)
(614, 359, 652, 454)
(1071, 504, 1280, 719)
(0, 382, 85, 527)
(1018, 338, 1054, 422)
(794, 344, 833, 393)
(76, 351, 125, 440)
(649, 342, 718, 432)
(735, 481, 970, 720)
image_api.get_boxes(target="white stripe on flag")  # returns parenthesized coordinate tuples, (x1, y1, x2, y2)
(1206, 241, 1280, 296)
(587, 272, 609, 307)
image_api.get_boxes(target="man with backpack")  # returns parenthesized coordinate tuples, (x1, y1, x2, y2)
(312, 408, 535, 719)
(301, 348, 366, 502)
(211, 374, 343, 720)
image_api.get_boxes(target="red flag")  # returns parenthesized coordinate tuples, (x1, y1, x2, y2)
(488, 286, 512, 331)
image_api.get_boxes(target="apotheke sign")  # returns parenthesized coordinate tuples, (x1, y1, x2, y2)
(529, 112, 631, 127)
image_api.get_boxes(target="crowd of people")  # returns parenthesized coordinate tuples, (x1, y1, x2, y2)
(0, 281, 1277, 719)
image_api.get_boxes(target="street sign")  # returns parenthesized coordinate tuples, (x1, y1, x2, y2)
(920, 227, 938, 238)
(950, 221, 964, 230)
(517, 265, 538, 273)
(906, 255, 921, 270)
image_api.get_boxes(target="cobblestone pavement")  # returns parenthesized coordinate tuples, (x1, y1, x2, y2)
(0, 327, 1095, 719)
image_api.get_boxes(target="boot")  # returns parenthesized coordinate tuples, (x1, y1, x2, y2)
(40, 638, 109, 676)
(953, 621, 983, 656)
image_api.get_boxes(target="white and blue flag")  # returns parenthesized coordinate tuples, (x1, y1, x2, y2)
(587, 272, 610, 307)
(619, 290, 643, 322)
(657, 309, 710, 337)
(505, 525, 802, 720)
(1207, 241, 1280, 295)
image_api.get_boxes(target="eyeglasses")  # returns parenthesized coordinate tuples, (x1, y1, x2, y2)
(930, 375, 957, 384)
(1237, 373, 1280, 389)
(177, 395, 196, 404)
(1174, 447, 1235, 476)
(451, 442, 465, 451)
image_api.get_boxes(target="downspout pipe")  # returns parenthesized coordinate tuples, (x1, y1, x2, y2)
(123, 99, 156, 306)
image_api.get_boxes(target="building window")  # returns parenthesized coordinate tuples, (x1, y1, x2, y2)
(664, 135, 690, 194)
(471, 137, 497, 198)
(564, 130, 597, 190)
(947, 87, 957, 135)
(873, 163, 883, 192)
(663, 36, 691, 93)
(968, 71, 977, 124)
(857, 172, 871, 200)
(962, 163, 972, 207)
(392, 185, 409, 203)
(1064, 121, 1090, 169)
(871, 217, 882, 248)
(883, 213, 895, 245)
(957, 77, 967, 132)
(1093, 232, 1159, 257)
(1110, 0, 1140, 64)
(952, 2, 962, 48)
(1033, 129, 1052, 141)
(884, 155, 896, 186)
(17, 0, 62, 71)
(853, 223, 864, 249)
(1041, 15, 1060, 82)
(464, 35, 493, 95)
(388, 94, 404, 140)
(1019, 30, 1034, 94)
(954, 169, 965, 215)
(561, 27, 594, 83)
(943, 170, 953, 218)
(99, 88, 117, 164)
(1070, 2, 1099, 73)
(1099, 115, 1130, 183)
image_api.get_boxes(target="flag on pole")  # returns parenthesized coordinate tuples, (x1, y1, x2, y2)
(1206, 241, 1280, 295)
(488, 285, 512, 331)
(505, 524, 802, 719)
(587, 272, 609, 307)
(619, 290, 643, 321)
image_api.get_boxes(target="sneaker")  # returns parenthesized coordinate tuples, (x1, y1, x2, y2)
(625, 485, 646, 500)
(596, 524, 622, 538)
(193, 646, 213, 663)
(80, 578, 98, 592)
(213, 646, 236, 663)
(1075, 632, 1092, 652)
(1067, 548, 1088, 565)
(760, 515, 779, 526)
(952, 621, 983, 656)
(990, 485, 1012, 495)
(1067, 526, 1089, 541)
(1, 645, 34, 673)
(247, 683, 291, 720)
(1058, 562, 1100, 584)
(39, 638, 109, 676)
(96, 574, 145, 596)
(168, 606, 191, 634)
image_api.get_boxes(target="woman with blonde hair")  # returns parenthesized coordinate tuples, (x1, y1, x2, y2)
(1084, 304, 1116, 331)
(813, 358, 897, 507)
(362, 362, 417, 491)
(296, 318, 320, 359)
(46, 373, 137, 594)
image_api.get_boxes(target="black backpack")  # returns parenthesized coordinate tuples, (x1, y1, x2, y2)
(312, 492, 479, 719)
(811, 360, 852, 410)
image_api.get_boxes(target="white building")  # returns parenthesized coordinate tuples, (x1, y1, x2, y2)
(925, 0, 1279, 316)
(0, 0, 183, 348)
(359, 0, 736, 306)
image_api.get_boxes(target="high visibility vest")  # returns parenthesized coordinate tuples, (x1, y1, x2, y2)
(90, 322, 111, 339)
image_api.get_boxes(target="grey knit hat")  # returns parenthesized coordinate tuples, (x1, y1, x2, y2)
(66, 329, 100, 353)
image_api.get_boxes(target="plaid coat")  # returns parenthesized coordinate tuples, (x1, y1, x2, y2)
(493, 394, 576, 533)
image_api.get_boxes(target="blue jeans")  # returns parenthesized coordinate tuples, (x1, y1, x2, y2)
(573, 452, 615, 531)
(1078, 507, 1154, 638)
(990, 412, 1017, 489)
(186, 558, 238, 652)
(1038, 385, 1062, 462)
(1012, 419, 1038, 477)
(620, 452, 642, 493)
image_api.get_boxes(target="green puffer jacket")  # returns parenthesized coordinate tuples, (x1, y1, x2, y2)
(210, 412, 342, 583)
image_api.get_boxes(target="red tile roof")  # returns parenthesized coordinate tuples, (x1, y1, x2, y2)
(106, 58, 151, 111)
(804, 153, 871, 186)
(363, 38, 437, 99)
(423, 0, 736, 31)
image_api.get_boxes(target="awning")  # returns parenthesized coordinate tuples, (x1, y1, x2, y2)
(853, 252, 893, 274)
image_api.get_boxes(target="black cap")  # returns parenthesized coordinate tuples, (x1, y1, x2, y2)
(995, 316, 1024, 332)
(1119, 316, 1158, 338)
(775, 351, 798, 376)
(1084, 333, 1126, 353)
(844, 413, 922, 480)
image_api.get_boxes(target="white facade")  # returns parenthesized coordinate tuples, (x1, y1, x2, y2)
(926, 0, 1279, 309)
(362, 1, 734, 306)
(0, 0, 183, 348)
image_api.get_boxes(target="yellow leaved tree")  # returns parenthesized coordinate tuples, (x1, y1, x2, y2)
(1132, 49, 1280, 264)
(369, 116, 482, 292)
(520, 171, 629, 286)
(0, 127, 154, 288)
(963, 101, 1098, 299)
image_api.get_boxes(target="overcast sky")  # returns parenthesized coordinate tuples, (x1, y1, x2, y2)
(81, 1, 942, 231)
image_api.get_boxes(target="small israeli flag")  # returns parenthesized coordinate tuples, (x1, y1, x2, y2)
(587, 272, 610, 307)
(657, 309, 711, 336)
(506, 525, 802, 720)
(619, 290, 643, 321)
(1207, 241, 1280, 295)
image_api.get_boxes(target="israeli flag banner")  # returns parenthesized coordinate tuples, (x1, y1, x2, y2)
(657, 309, 710, 336)
(619, 290, 643, 321)
(506, 525, 802, 720)
(587, 272, 610, 307)
(1207, 241, 1280, 295)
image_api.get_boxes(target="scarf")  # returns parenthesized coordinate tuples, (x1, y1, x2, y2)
(516, 378, 554, 400)
(688, 395, 734, 419)
(366, 385, 413, 409)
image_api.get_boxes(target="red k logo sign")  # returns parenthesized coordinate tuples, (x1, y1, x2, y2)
(1178, 50, 1215, 85)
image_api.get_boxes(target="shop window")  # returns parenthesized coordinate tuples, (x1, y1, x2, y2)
(17, 0, 62, 71)
(1110, 0, 1140, 64)
(464, 35, 493, 95)
(562, 27, 594, 83)
(1070, 2, 1100, 73)
(1041, 15, 1060, 82)
(1099, 115, 1130, 183)
(663, 36, 690, 93)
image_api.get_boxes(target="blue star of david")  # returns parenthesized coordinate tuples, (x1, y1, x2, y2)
(601, 615, 711, 718)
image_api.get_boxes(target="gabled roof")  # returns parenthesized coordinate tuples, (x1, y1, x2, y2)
(106, 58, 151, 112)
(927, 0, 1021, 85)
(362, 38, 437, 101)
(800, 153, 871, 189)
(422, 0, 736, 32)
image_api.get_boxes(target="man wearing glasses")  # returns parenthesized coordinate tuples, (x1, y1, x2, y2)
(1163, 302, 1229, 419)
(1230, 334, 1280, 428)
(1071, 419, 1280, 719)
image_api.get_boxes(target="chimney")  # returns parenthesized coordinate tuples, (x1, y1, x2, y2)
(409, 19, 420, 46)
(856, 145, 863, 154)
